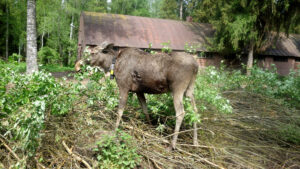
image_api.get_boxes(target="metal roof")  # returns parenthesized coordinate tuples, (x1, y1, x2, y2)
(261, 34, 300, 58)
(81, 12, 214, 51)
(80, 12, 300, 57)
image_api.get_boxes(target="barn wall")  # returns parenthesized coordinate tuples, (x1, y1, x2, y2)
(260, 56, 297, 75)
(295, 61, 300, 70)
(77, 14, 86, 60)
(273, 58, 294, 75)
(173, 52, 223, 68)
(197, 54, 223, 68)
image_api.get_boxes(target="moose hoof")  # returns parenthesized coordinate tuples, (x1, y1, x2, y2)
(166, 145, 175, 152)
(193, 141, 199, 146)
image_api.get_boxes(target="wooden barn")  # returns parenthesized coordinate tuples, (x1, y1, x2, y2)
(77, 12, 300, 75)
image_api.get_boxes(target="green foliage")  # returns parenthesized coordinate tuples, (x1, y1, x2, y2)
(145, 42, 157, 54)
(195, 67, 233, 114)
(160, 0, 178, 20)
(93, 131, 141, 169)
(161, 41, 172, 53)
(0, 62, 26, 73)
(149, 0, 162, 18)
(0, 61, 74, 73)
(8, 53, 22, 63)
(248, 66, 300, 107)
(39, 64, 74, 72)
(200, 63, 300, 108)
(184, 43, 200, 54)
(110, 0, 151, 17)
(38, 47, 60, 64)
(0, 67, 77, 158)
(73, 64, 119, 111)
(198, 0, 300, 55)
(278, 123, 300, 144)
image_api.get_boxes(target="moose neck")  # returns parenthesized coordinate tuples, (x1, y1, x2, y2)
(102, 51, 117, 72)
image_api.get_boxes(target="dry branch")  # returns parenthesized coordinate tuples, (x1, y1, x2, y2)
(176, 147, 225, 169)
(62, 141, 92, 169)
(0, 138, 21, 161)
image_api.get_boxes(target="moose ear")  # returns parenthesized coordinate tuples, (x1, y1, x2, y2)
(100, 41, 114, 51)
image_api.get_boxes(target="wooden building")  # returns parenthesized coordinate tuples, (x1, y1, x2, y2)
(78, 12, 300, 75)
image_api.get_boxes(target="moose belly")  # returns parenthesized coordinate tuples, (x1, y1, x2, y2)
(130, 80, 169, 94)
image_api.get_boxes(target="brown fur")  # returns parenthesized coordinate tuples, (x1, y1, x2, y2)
(75, 43, 199, 149)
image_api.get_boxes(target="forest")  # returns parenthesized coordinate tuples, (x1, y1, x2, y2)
(0, 0, 300, 168)
(0, 0, 299, 67)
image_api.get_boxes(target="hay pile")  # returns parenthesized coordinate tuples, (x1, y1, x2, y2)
(1, 89, 300, 168)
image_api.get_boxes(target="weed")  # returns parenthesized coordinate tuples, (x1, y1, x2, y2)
(93, 131, 141, 169)
(161, 41, 172, 54)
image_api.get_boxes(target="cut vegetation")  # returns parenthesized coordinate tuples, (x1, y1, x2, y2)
(0, 64, 299, 168)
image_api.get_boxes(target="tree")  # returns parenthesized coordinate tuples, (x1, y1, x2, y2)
(160, 0, 178, 20)
(26, 0, 38, 74)
(110, 0, 150, 17)
(197, 0, 299, 75)
(5, 0, 9, 60)
(149, 0, 162, 18)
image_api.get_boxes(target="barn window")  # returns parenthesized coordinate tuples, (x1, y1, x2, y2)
(273, 57, 288, 62)
(198, 52, 214, 58)
(295, 58, 300, 62)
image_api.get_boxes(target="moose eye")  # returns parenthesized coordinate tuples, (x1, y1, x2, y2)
(102, 50, 108, 54)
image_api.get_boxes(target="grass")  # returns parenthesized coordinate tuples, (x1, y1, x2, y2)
(0, 61, 74, 73)
(40, 64, 74, 72)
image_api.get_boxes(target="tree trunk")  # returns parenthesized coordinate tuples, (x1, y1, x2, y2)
(246, 44, 254, 76)
(68, 15, 74, 65)
(26, 0, 38, 74)
(5, 1, 9, 60)
(180, 0, 183, 20)
(69, 15, 74, 39)
(41, 31, 44, 48)
(18, 45, 21, 63)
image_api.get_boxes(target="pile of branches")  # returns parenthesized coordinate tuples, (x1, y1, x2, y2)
(1, 90, 300, 168)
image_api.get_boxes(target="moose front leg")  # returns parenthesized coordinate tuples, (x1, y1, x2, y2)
(115, 89, 129, 129)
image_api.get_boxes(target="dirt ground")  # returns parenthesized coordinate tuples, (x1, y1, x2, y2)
(50, 71, 76, 79)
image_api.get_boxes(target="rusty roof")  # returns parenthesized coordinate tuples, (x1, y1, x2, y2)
(80, 12, 300, 57)
(81, 12, 214, 51)
(261, 34, 300, 57)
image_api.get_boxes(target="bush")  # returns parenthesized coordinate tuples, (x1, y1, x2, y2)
(200, 64, 300, 108)
(93, 131, 141, 169)
(8, 53, 22, 63)
(278, 123, 300, 144)
(38, 47, 60, 64)
(0, 67, 77, 160)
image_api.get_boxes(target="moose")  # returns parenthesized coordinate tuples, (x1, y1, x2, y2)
(75, 42, 199, 149)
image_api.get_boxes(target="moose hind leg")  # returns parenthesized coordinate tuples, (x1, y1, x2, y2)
(171, 91, 185, 149)
(115, 89, 129, 129)
(185, 75, 199, 146)
(137, 92, 151, 124)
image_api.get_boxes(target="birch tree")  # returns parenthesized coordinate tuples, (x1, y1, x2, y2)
(26, 0, 38, 74)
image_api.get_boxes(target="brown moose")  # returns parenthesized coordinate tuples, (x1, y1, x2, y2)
(75, 42, 199, 149)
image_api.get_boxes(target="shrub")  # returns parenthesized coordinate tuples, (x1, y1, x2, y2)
(38, 47, 60, 64)
(161, 41, 172, 54)
(0, 68, 77, 159)
(278, 123, 300, 144)
(8, 53, 22, 63)
(93, 131, 141, 169)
